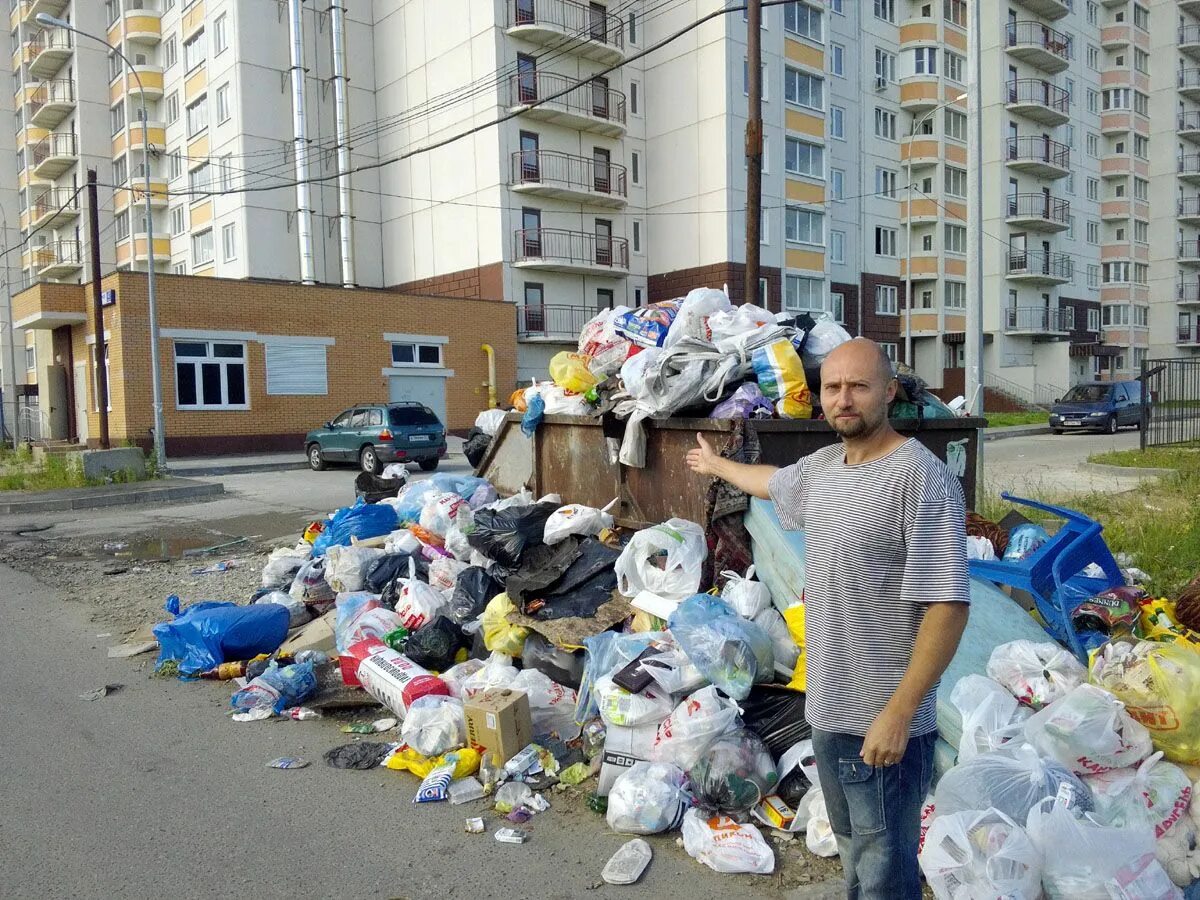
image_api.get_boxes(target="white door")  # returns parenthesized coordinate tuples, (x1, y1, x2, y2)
(73, 363, 88, 444)
(388, 375, 448, 424)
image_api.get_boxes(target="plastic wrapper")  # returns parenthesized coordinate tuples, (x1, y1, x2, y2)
(965, 535, 997, 561)
(230, 660, 317, 716)
(385, 745, 480, 780)
(751, 339, 813, 419)
(1027, 797, 1180, 900)
(511, 668, 578, 738)
(393, 557, 449, 632)
(542, 499, 617, 546)
(739, 686, 810, 760)
(440, 658, 485, 699)
(668, 594, 774, 701)
(707, 303, 774, 347)
(311, 502, 398, 556)
(987, 639, 1086, 710)
(549, 350, 601, 394)
(681, 808, 775, 875)
(154, 596, 289, 677)
(934, 746, 1093, 824)
(443, 524, 474, 563)
(688, 728, 778, 816)
(711, 382, 774, 419)
(918, 809, 1041, 900)
(949, 674, 1031, 763)
(468, 501, 558, 570)
(335, 592, 399, 653)
(449, 566, 504, 626)
(419, 492, 474, 540)
(324, 544, 386, 594)
(381, 462, 410, 481)
(400, 695, 467, 757)
(719, 566, 772, 619)
(1091, 639, 1200, 765)
(662, 287, 731, 348)
(1002, 523, 1051, 562)
(428, 556, 468, 593)
(520, 631, 584, 691)
(1085, 752, 1194, 838)
(752, 607, 799, 673)
(253, 590, 311, 629)
(640, 642, 707, 696)
(460, 652, 519, 698)
(481, 593, 529, 656)
(1025, 683, 1154, 776)
(474, 408, 507, 437)
(405, 616, 467, 672)
(799, 314, 852, 367)
(261, 547, 309, 589)
(613, 300, 682, 348)
(413, 758, 457, 803)
(650, 685, 740, 771)
(595, 675, 675, 728)
(579, 306, 636, 376)
(606, 762, 691, 834)
(614, 518, 707, 603)
(289, 558, 336, 605)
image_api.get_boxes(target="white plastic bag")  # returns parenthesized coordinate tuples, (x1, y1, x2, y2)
(752, 607, 800, 673)
(949, 674, 1032, 763)
(966, 535, 997, 561)
(261, 546, 310, 589)
(681, 808, 775, 874)
(606, 762, 690, 834)
(663, 287, 731, 348)
(1158, 809, 1200, 889)
(510, 668, 578, 738)
(934, 745, 1091, 825)
(1025, 683, 1154, 776)
(400, 695, 466, 756)
(919, 809, 1041, 900)
(444, 525, 473, 563)
(799, 313, 852, 367)
(460, 652, 518, 698)
(595, 675, 676, 728)
(804, 789, 839, 857)
(543, 499, 617, 545)
(474, 409, 507, 437)
(1085, 752, 1194, 838)
(720, 566, 772, 618)
(393, 557, 449, 632)
(254, 590, 311, 629)
(641, 643, 708, 696)
(650, 685, 740, 771)
(439, 659, 485, 699)
(381, 463, 410, 481)
(986, 639, 1087, 710)
(428, 556, 468, 593)
(1027, 798, 1181, 900)
(615, 518, 707, 603)
(707, 303, 775, 349)
(383, 529, 423, 556)
(419, 492, 473, 539)
(324, 544, 386, 593)
(289, 557, 336, 604)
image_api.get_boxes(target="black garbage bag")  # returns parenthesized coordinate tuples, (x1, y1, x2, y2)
(324, 741, 394, 770)
(507, 536, 620, 620)
(740, 684, 810, 760)
(366, 552, 428, 596)
(449, 566, 504, 625)
(466, 501, 558, 570)
(688, 728, 779, 817)
(521, 631, 585, 690)
(355, 471, 407, 504)
(463, 427, 491, 469)
(404, 616, 467, 672)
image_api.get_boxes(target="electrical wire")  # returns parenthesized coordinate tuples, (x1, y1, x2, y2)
(0, 184, 87, 262)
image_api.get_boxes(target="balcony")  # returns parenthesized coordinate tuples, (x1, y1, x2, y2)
(115, 179, 169, 212)
(1181, 112, 1200, 144)
(510, 150, 627, 207)
(28, 79, 74, 129)
(1183, 25, 1200, 61)
(30, 132, 77, 180)
(1006, 192, 1070, 232)
(517, 304, 600, 342)
(1177, 281, 1200, 307)
(118, 65, 165, 101)
(1183, 0, 1200, 17)
(1100, 24, 1132, 50)
(20, 0, 67, 25)
(26, 29, 72, 79)
(505, 0, 625, 64)
(1005, 78, 1070, 126)
(32, 239, 82, 279)
(130, 232, 171, 264)
(1005, 21, 1071, 74)
(28, 187, 80, 230)
(1006, 135, 1070, 179)
(1179, 239, 1200, 267)
(1181, 155, 1200, 186)
(1006, 249, 1072, 284)
(1178, 322, 1200, 347)
(123, 7, 162, 45)
(1011, 0, 1069, 20)
(513, 227, 629, 275)
(1180, 197, 1200, 226)
(1181, 69, 1200, 102)
(508, 71, 627, 137)
(1004, 306, 1073, 337)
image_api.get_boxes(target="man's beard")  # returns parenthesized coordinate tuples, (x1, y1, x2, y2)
(829, 409, 884, 439)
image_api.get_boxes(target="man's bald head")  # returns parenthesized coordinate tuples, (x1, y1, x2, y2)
(822, 338, 896, 385)
(819, 338, 897, 440)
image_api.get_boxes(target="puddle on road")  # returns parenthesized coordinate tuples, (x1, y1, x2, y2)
(103, 534, 246, 561)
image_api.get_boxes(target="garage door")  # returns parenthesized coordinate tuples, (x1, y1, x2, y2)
(388, 374, 448, 424)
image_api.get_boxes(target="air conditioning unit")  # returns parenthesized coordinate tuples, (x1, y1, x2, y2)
(875, 75, 888, 91)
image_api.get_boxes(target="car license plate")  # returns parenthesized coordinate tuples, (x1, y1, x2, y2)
(1063, 420, 1081, 426)
(409, 434, 430, 442)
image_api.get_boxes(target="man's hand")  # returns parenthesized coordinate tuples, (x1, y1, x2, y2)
(860, 705, 913, 767)
(685, 432, 721, 477)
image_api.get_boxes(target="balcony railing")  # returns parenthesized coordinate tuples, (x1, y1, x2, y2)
(1005, 306, 1074, 332)
(1006, 78, 1070, 114)
(1007, 135, 1070, 168)
(1180, 239, 1200, 261)
(514, 227, 629, 269)
(1180, 112, 1200, 132)
(510, 149, 628, 198)
(1182, 24, 1200, 44)
(30, 131, 77, 166)
(517, 304, 601, 339)
(1180, 197, 1200, 218)
(1007, 249, 1072, 279)
(32, 239, 82, 271)
(25, 29, 72, 55)
(1007, 192, 1070, 224)
(1181, 69, 1200, 90)
(1005, 20, 1072, 61)
(29, 187, 78, 220)
(1178, 322, 1200, 344)
(1177, 281, 1200, 304)
(508, 70, 627, 126)
(29, 78, 74, 112)
(507, 0, 624, 51)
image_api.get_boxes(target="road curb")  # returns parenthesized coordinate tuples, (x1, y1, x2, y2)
(0, 481, 224, 515)
(168, 461, 310, 477)
(983, 425, 1052, 441)
(1079, 462, 1176, 479)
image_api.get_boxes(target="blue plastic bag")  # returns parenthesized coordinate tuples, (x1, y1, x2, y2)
(312, 501, 399, 556)
(230, 660, 318, 715)
(521, 393, 545, 438)
(154, 595, 290, 676)
(668, 595, 775, 700)
(1003, 523, 1051, 562)
(393, 474, 493, 523)
(575, 631, 667, 724)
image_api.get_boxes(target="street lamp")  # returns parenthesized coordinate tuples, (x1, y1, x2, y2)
(37, 13, 167, 471)
(904, 92, 968, 372)
(0, 205, 19, 448)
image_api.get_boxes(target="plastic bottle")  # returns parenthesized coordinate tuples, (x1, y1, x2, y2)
(199, 661, 247, 680)
(294, 650, 330, 666)
(285, 706, 321, 721)
(480, 752, 502, 794)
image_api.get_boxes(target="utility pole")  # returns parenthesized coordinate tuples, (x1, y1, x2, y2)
(744, 0, 762, 305)
(86, 169, 109, 449)
(965, 0, 984, 414)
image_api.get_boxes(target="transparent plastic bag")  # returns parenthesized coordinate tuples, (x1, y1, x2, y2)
(949, 674, 1032, 763)
(428, 556, 468, 593)
(641, 642, 708, 696)
(289, 558, 336, 604)
(719, 566, 772, 619)
(614, 518, 707, 602)
(1084, 752, 1194, 838)
(688, 728, 778, 817)
(934, 745, 1093, 824)
(510, 668, 578, 738)
(662, 287, 731, 348)
(606, 762, 691, 834)
(439, 658, 485, 699)
(681, 808, 775, 875)
(575, 631, 665, 724)
(752, 607, 799, 673)
(919, 809, 1041, 900)
(400, 695, 466, 757)
(459, 652, 519, 698)
(595, 675, 675, 728)
(335, 595, 401, 655)
(324, 544, 386, 593)
(230, 660, 317, 717)
(650, 685, 740, 771)
(254, 590, 311, 629)
(987, 639, 1087, 710)
(668, 594, 774, 700)
(393, 557, 450, 632)
(419, 492, 474, 540)
(262, 547, 309, 589)
(1025, 683, 1154, 776)
(543, 499, 617, 546)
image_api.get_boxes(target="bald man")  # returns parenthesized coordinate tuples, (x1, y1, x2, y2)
(686, 338, 969, 900)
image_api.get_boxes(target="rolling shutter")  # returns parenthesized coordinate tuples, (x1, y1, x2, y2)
(264, 342, 328, 395)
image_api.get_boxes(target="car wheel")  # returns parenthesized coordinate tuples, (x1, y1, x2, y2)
(1051, 428, 1062, 435)
(307, 443, 327, 471)
(1106, 415, 1119, 435)
(359, 445, 380, 474)
(419, 458, 439, 472)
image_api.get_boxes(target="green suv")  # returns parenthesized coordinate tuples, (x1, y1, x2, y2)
(305, 402, 447, 474)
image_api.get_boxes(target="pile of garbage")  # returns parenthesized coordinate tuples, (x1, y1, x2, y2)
(461, 287, 959, 470)
(150, 470, 817, 881)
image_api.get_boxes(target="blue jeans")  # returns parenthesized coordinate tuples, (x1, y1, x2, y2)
(810, 728, 936, 900)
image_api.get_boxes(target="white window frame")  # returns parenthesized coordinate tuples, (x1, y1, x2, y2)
(784, 136, 824, 178)
(192, 227, 214, 267)
(188, 161, 211, 196)
(784, 1, 824, 41)
(164, 35, 177, 70)
(173, 340, 249, 411)
(830, 105, 845, 139)
(830, 43, 844, 77)
(169, 205, 186, 236)
(944, 281, 966, 309)
(222, 222, 237, 262)
(165, 91, 180, 125)
(875, 284, 899, 314)
(875, 227, 897, 257)
(944, 223, 966, 254)
(830, 229, 845, 264)
(213, 13, 228, 55)
(784, 67, 823, 110)
(390, 342, 444, 368)
(785, 206, 824, 246)
(186, 95, 208, 137)
(215, 83, 231, 124)
(184, 28, 206, 73)
(874, 107, 897, 141)
(875, 167, 898, 199)
(783, 274, 826, 313)
(830, 168, 845, 201)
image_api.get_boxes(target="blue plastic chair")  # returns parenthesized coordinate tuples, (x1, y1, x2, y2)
(968, 492, 1124, 661)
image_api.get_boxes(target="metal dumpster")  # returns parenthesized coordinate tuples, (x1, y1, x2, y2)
(479, 414, 986, 529)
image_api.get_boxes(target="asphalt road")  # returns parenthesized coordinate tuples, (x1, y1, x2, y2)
(982, 427, 1145, 496)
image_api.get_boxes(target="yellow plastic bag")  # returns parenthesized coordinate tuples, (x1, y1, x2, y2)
(482, 593, 529, 656)
(1138, 599, 1200, 652)
(783, 604, 808, 692)
(385, 746, 481, 779)
(1091, 639, 1200, 765)
(549, 351, 600, 395)
(751, 339, 812, 419)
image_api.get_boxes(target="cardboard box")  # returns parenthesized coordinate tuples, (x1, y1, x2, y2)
(597, 722, 660, 796)
(755, 795, 797, 831)
(464, 689, 533, 766)
(279, 609, 336, 654)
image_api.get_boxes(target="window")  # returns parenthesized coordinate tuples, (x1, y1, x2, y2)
(630, 150, 641, 184)
(742, 60, 767, 97)
(105, 0, 118, 26)
(880, 343, 898, 363)
(24, 343, 35, 370)
(1087, 221, 1100, 244)
(830, 230, 845, 264)
(830, 105, 845, 139)
(222, 223, 237, 262)
(169, 150, 184, 182)
(1134, 178, 1149, 201)
(1086, 133, 1099, 157)
(1134, 135, 1149, 160)
(784, 68, 823, 109)
(630, 80, 639, 115)
(1087, 265, 1100, 289)
(216, 83, 230, 123)
(874, 108, 897, 140)
(784, 275, 825, 312)
(170, 205, 185, 236)
(944, 281, 966, 309)
(784, 136, 824, 177)
(944, 51, 964, 83)
(874, 48, 896, 83)
(830, 168, 844, 200)
(1103, 304, 1130, 325)
(1086, 178, 1099, 201)
(875, 226, 897, 257)
(944, 109, 966, 141)
(944, 224, 966, 254)
(1087, 45, 1099, 70)
(875, 167, 897, 199)
(172, 262, 188, 275)
(1133, 305, 1149, 327)
(1134, 49, 1149, 76)
(186, 95, 208, 136)
(1086, 89, 1099, 114)
(108, 47, 123, 83)
(1087, 308, 1100, 331)
(164, 36, 177, 70)
(174, 341, 247, 409)
(391, 343, 443, 367)
(830, 43, 844, 76)
(1086, 1, 1098, 25)
(1103, 262, 1130, 284)
(192, 228, 214, 266)
(944, 0, 966, 27)
(189, 162, 210, 194)
(632, 219, 642, 253)
(110, 102, 125, 136)
(785, 207, 824, 245)
(1132, 4, 1148, 31)
(874, 0, 895, 23)
(875, 284, 898, 314)
(1134, 220, 1148, 243)
(784, 2, 823, 41)
(112, 155, 128, 186)
(166, 92, 179, 125)
(184, 29, 206, 73)
(115, 210, 130, 241)
(830, 0, 843, 12)
(944, 166, 967, 198)
(219, 155, 233, 192)
(214, 14, 228, 54)
(913, 47, 937, 76)
(1103, 89, 1130, 111)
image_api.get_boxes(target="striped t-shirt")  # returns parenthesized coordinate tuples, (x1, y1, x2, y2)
(767, 439, 970, 737)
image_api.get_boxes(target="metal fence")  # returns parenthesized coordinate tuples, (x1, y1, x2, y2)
(1141, 358, 1200, 449)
